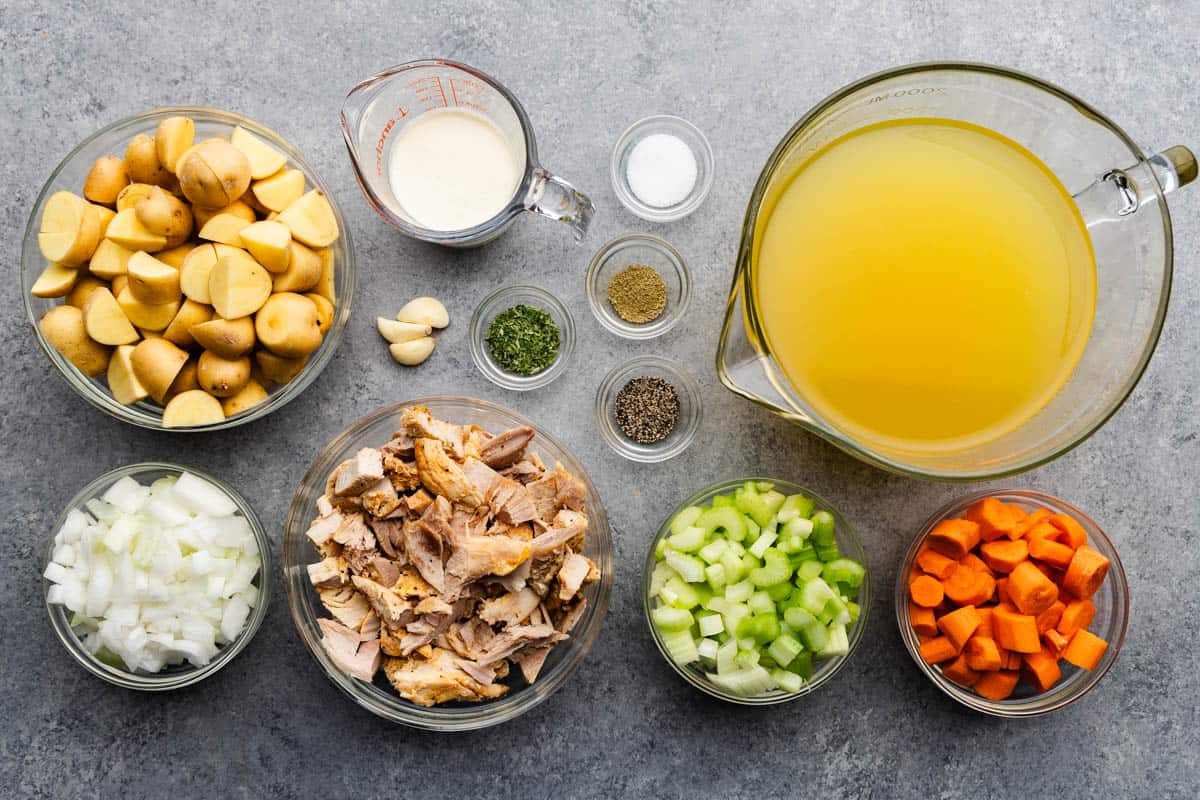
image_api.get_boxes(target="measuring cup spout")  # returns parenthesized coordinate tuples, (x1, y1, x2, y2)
(1073, 144, 1196, 225)
(525, 167, 594, 242)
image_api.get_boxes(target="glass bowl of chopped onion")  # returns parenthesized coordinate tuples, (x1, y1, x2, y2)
(281, 397, 614, 731)
(468, 285, 576, 392)
(41, 462, 271, 691)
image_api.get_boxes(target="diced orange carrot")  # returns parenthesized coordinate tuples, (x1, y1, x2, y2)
(963, 636, 1003, 672)
(1028, 536, 1075, 569)
(927, 518, 981, 560)
(917, 633, 935, 645)
(974, 606, 995, 638)
(1043, 629, 1070, 655)
(910, 575, 945, 608)
(1014, 508, 1051, 540)
(959, 552, 993, 576)
(1005, 651, 1023, 670)
(942, 565, 995, 607)
(1035, 600, 1066, 634)
(1023, 647, 1063, 692)
(995, 577, 1010, 604)
(992, 603, 1041, 653)
(1062, 545, 1111, 600)
(975, 669, 1020, 701)
(1007, 561, 1060, 615)
(980, 539, 1028, 573)
(909, 602, 938, 637)
(1048, 514, 1088, 548)
(1006, 504, 1029, 524)
(1057, 598, 1096, 637)
(942, 654, 981, 687)
(1025, 520, 1062, 542)
(916, 547, 958, 579)
(937, 605, 981, 650)
(1062, 629, 1108, 670)
(966, 497, 1019, 542)
(919, 636, 959, 664)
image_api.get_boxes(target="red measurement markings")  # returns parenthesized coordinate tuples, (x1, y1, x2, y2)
(374, 105, 409, 177)
(447, 77, 489, 113)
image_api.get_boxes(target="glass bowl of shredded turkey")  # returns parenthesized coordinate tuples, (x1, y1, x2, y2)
(282, 397, 613, 730)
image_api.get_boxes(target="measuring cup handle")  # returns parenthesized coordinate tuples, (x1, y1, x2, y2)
(525, 167, 594, 242)
(1074, 145, 1196, 223)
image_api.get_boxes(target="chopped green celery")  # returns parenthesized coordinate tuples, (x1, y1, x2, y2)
(798, 578, 847, 624)
(771, 668, 804, 693)
(741, 553, 760, 577)
(697, 638, 720, 662)
(818, 623, 850, 657)
(725, 579, 753, 603)
(651, 605, 694, 632)
(744, 517, 760, 541)
(704, 563, 727, 592)
(747, 530, 778, 559)
(767, 633, 804, 668)
(787, 650, 814, 679)
(697, 506, 748, 543)
(761, 490, 786, 516)
(649, 561, 679, 596)
(750, 547, 792, 587)
(718, 551, 745, 584)
(847, 601, 861, 624)
(737, 638, 756, 651)
(654, 536, 669, 560)
(777, 534, 804, 554)
(776, 591, 802, 614)
(704, 596, 731, 615)
(697, 612, 724, 638)
(815, 543, 841, 562)
(798, 619, 829, 652)
(663, 549, 707, 583)
(726, 539, 746, 557)
(716, 638, 738, 674)
(659, 585, 680, 606)
(663, 576, 705, 609)
(667, 525, 707, 552)
(822, 557, 864, 587)
(782, 516, 815, 540)
(764, 581, 792, 601)
(777, 493, 815, 523)
(710, 665, 775, 696)
(827, 595, 852, 626)
(711, 495, 735, 508)
(758, 653, 778, 670)
(784, 606, 816, 629)
(659, 628, 700, 665)
(697, 538, 729, 565)
(810, 510, 836, 547)
(755, 481, 775, 493)
(788, 546, 817, 567)
(669, 506, 703, 536)
(796, 560, 823, 582)
(836, 581, 860, 600)
(734, 485, 782, 528)
(734, 649, 761, 669)
(722, 603, 751, 638)
(736, 612, 780, 644)
(747, 591, 775, 617)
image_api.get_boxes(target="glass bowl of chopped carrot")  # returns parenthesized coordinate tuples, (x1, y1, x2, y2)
(896, 489, 1129, 716)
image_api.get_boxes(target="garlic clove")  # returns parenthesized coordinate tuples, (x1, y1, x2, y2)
(396, 296, 449, 329)
(389, 336, 436, 366)
(377, 317, 431, 344)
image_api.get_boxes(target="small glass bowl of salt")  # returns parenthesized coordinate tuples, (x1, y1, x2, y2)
(610, 115, 714, 222)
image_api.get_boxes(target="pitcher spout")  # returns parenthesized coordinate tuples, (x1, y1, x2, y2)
(524, 167, 593, 242)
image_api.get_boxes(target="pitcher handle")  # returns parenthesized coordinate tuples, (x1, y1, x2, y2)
(525, 167, 594, 242)
(1073, 145, 1195, 224)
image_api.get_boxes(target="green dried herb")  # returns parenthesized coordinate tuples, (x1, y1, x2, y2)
(486, 304, 560, 375)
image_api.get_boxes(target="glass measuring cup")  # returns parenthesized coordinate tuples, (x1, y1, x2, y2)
(718, 62, 1194, 481)
(341, 59, 593, 247)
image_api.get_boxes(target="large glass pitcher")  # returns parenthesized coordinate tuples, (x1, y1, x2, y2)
(718, 63, 1194, 481)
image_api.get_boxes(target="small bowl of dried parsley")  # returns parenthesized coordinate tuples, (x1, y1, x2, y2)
(586, 234, 691, 340)
(595, 355, 703, 463)
(469, 284, 576, 391)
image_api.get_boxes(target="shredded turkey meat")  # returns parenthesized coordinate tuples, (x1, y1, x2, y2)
(310, 405, 599, 707)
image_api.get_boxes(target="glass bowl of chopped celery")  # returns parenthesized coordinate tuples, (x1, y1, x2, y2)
(643, 478, 869, 704)
(469, 285, 576, 391)
(41, 462, 270, 691)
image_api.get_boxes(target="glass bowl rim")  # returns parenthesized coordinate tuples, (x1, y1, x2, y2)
(468, 284, 576, 391)
(609, 114, 715, 222)
(594, 355, 703, 463)
(585, 233, 692, 340)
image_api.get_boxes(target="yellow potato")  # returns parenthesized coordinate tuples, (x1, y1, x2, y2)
(82, 287, 139, 346)
(116, 183, 158, 212)
(313, 247, 336, 304)
(254, 292, 322, 357)
(306, 293, 334, 334)
(220, 379, 268, 416)
(66, 276, 107, 308)
(105, 208, 167, 252)
(271, 241, 321, 292)
(162, 299, 213, 349)
(180, 243, 219, 304)
(251, 168, 304, 212)
(255, 350, 308, 384)
(198, 213, 252, 246)
(117, 288, 179, 332)
(31, 263, 80, 298)
(156, 242, 195, 268)
(189, 316, 256, 358)
(111, 274, 130, 298)
(127, 251, 182, 305)
(238, 220, 291, 273)
(134, 186, 193, 246)
(275, 189, 339, 247)
(209, 255, 271, 319)
(39, 305, 111, 377)
(193, 199, 257, 228)
(93, 204, 115, 238)
(230, 126, 287, 180)
(155, 116, 195, 173)
(164, 358, 200, 402)
(197, 350, 251, 397)
(83, 156, 129, 206)
(130, 337, 189, 403)
(124, 133, 172, 187)
(107, 344, 149, 405)
(177, 139, 251, 208)
(162, 389, 225, 427)
(88, 239, 133, 279)
(39, 191, 103, 266)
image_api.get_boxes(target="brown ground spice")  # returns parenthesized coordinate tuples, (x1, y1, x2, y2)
(607, 263, 667, 324)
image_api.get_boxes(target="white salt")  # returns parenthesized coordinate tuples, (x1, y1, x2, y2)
(626, 133, 698, 208)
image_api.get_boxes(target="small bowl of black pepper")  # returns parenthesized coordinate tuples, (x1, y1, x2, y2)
(595, 355, 702, 462)
(586, 234, 691, 340)
(469, 285, 576, 391)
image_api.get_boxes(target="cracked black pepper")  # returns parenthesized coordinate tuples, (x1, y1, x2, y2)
(614, 376, 679, 443)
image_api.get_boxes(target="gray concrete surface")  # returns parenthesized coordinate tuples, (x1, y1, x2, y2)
(2, 1, 1198, 798)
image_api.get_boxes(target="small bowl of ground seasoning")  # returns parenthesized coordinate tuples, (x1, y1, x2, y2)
(469, 285, 575, 391)
(586, 234, 692, 340)
(595, 355, 702, 463)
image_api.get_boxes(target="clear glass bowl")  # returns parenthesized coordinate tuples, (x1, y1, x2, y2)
(585, 234, 692, 339)
(21, 107, 355, 431)
(281, 397, 613, 730)
(895, 489, 1129, 717)
(468, 285, 575, 391)
(611, 115, 714, 222)
(595, 356, 702, 463)
(643, 478, 870, 704)
(42, 462, 271, 691)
